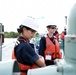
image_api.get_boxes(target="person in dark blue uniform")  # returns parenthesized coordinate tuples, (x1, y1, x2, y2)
(12, 17, 46, 75)
(14, 36, 40, 65)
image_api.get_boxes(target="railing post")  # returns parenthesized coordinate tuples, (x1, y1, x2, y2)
(0, 23, 4, 61)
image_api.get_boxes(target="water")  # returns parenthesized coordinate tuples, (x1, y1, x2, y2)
(2, 38, 17, 61)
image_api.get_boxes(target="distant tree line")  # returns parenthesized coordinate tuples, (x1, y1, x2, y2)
(4, 32, 19, 38)
(4, 31, 41, 38)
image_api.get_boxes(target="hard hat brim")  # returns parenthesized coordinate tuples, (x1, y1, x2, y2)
(46, 25, 57, 27)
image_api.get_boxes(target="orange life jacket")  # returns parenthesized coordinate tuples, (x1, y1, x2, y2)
(12, 38, 38, 75)
(55, 33, 59, 41)
(60, 32, 65, 40)
(44, 36, 62, 62)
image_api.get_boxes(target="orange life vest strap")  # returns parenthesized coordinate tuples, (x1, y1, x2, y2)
(17, 38, 26, 42)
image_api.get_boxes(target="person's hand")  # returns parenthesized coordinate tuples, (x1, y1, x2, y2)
(39, 55, 45, 64)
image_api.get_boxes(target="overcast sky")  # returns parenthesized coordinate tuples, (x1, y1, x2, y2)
(0, 0, 76, 33)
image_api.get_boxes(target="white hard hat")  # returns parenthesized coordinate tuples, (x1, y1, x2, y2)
(46, 21, 57, 27)
(21, 17, 38, 31)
